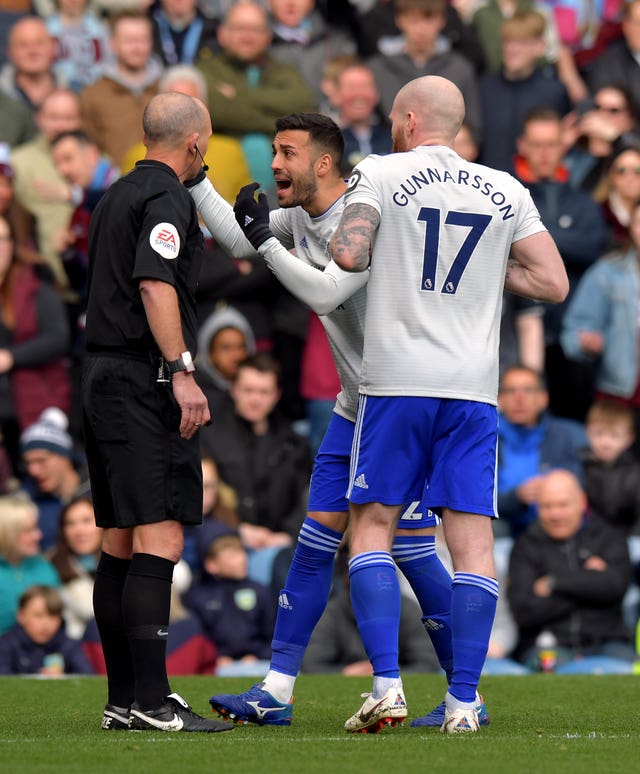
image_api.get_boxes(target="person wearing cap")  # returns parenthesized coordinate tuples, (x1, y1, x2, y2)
(20, 407, 89, 553)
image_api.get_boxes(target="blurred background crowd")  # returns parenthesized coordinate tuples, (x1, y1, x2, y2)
(2, 0, 640, 678)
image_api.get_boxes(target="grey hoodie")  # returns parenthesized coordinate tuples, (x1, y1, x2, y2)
(196, 305, 256, 391)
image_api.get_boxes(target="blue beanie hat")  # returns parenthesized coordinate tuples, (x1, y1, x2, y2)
(20, 407, 73, 458)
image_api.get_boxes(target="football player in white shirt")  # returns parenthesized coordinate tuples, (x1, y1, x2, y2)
(331, 76, 568, 733)
(187, 113, 466, 732)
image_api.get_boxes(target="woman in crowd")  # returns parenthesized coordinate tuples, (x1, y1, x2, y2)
(0, 493, 60, 635)
(0, 214, 71, 472)
(47, 495, 101, 639)
(562, 200, 640, 409)
(593, 144, 640, 249)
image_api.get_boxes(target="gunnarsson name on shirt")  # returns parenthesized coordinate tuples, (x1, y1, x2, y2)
(392, 166, 516, 220)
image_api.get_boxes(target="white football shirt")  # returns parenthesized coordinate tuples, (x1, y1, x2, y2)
(344, 145, 547, 404)
(270, 197, 366, 422)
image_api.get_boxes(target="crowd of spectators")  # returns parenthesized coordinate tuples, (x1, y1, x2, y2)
(2, 0, 640, 676)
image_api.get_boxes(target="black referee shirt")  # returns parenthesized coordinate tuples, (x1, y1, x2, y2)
(85, 160, 204, 356)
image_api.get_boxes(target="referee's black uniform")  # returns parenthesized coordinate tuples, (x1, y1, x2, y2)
(82, 160, 205, 528)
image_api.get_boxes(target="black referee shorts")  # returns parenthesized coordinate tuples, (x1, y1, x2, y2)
(81, 354, 203, 529)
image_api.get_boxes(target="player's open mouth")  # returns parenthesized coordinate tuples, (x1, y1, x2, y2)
(276, 179, 292, 191)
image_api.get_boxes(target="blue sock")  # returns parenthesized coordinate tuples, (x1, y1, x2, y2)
(269, 517, 343, 677)
(349, 551, 400, 678)
(449, 572, 498, 703)
(392, 535, 453, 683)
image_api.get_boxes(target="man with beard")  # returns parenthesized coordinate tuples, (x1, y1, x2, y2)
(330, 75, 568, 733)
(186, 112, 466, 732)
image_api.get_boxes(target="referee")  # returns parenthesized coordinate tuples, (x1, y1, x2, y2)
(83, 91, 232, 733)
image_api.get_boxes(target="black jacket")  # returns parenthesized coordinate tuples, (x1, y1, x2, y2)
(582, 447, 640, 534)
(200, 408, 312, 537)
(507, 517, 632, 658)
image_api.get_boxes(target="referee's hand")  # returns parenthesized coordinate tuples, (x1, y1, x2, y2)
(171, 372, 211, 438)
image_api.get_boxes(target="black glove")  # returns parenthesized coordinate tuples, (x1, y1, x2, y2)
(183, 165, 207, 189)
(234, 182, 273, 249)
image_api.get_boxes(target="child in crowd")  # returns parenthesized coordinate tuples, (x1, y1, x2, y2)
(195, 306, 255, 414)
(185, 521, 275, 676)
(582, 400, 640, 534)
(0, 585, 93, 674)
(182, 455, 239, 573)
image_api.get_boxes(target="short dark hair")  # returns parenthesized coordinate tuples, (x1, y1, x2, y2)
(274, 112, 344, 170)
(19, 585, 64, 617)
(522, 107, 562, 128)
(499, 364, 547, 391)
(235, 352, 282, 388)
(395, 0, 447, 17)
(50, 129, 95, 150)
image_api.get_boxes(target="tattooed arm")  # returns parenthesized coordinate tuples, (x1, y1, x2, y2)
(505, 231, 568, 303)
(330, 203, 380, 272)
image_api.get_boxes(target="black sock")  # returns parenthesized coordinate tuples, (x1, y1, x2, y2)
(122, 552, 174, 709)
(93, 552, 134, 709)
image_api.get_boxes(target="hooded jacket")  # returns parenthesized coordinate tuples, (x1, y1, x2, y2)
(195, 306, 255, 414)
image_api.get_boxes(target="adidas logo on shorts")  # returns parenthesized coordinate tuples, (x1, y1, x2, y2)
(278, 593, 293, 610)
(353, 474, 369, 489)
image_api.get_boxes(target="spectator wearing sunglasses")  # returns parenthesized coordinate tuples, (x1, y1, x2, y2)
(593, 145, 640, 250)
(563, 84, 640, 193)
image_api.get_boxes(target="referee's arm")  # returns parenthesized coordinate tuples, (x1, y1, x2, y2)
(139, 277, 210, 438)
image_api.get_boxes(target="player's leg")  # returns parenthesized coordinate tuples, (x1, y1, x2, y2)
(344, 396, 429, 732)
(345, 500, 407, 733)
(393, 521, 453, 684)
(210, 413, 350, 725)
(209, 509, 346, 725)
(425, 400, 499, 734)
(440, 509, 496, 733)
(392, 523, 453, 726)
(263, 510, 346, 694)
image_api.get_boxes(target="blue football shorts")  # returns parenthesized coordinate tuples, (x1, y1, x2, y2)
(308, 411, 439, 527)
(348, 395, 498, 518)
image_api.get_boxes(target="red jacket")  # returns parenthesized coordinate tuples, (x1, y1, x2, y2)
(10, 265, 71, 429)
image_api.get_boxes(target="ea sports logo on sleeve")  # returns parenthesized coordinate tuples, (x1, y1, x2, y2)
(150, 222, 180, 259)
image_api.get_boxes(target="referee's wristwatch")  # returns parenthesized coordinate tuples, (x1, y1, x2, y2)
(166, 351, 195, 374)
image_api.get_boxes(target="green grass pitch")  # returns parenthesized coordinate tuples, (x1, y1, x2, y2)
(1, 674, 637, 774)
